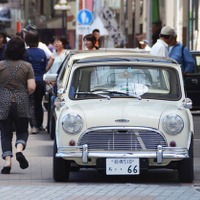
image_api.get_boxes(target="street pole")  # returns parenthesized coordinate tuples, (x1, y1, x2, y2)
(54, 0, 71, 37)
(62, 10, 66, 36)
(65, 10, 68, 33)
(146, 0, 152, 46)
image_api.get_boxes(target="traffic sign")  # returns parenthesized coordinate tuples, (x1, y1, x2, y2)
(77, 9, 93, 25)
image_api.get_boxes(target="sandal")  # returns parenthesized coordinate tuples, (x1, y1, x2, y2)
(16, 152, 29, 169)
(1, 166, 11, 174)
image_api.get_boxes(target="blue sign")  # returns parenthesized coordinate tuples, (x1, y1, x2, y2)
(77, 9, 93, 25)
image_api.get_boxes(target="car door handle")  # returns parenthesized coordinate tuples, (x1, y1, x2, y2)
(191, 79, 198, 85)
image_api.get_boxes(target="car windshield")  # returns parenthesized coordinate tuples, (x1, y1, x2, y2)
(69, 65, 181, 100)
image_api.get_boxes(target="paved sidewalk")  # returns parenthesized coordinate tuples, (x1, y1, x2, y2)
(0, 183, 199, 200)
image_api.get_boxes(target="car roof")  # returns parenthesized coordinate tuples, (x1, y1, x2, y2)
(68, 49, 177, 65)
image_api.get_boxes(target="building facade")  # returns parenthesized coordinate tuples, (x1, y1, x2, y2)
(0, 0, 199, 50)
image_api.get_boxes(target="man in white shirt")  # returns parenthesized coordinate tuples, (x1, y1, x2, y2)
(150, 26, 176, 57)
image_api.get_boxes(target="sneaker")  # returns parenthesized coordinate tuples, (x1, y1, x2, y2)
(31, 127, 38, 134)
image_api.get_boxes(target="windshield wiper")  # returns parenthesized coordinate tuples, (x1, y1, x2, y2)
(105, 90, 141, 100)
(91, 90, 142, 100)
(76, 92, 111, 100)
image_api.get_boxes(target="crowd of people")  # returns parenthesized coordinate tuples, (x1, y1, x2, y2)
(0, 23, 195, 174)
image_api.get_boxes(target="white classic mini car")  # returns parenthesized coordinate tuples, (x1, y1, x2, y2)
(51, 50, 194, 182)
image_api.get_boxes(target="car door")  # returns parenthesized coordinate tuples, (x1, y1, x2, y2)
(184, 51, 200, 110)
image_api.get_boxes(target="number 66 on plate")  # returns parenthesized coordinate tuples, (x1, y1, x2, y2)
(106, 158, 140, 175)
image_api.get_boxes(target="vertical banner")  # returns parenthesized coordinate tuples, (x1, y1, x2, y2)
(16, 21, 21, 32)
(99, 6, 125, 47)
(85, 0, 93, 11)
(78, 0, 83, 49)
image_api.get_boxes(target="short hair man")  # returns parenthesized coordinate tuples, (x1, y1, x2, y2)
(92, 29, 101, 48)
(150, 26, 176, 57)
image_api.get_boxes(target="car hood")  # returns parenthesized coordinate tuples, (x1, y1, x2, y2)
(67, 99, 178, 129)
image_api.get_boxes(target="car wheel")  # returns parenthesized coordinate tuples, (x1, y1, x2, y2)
(53, 139, 70, 182)
(46, 92, 53, 133)
(178, 135, 194, 183)
(46, 102, 51, 134)
(49, 110, 55, 140)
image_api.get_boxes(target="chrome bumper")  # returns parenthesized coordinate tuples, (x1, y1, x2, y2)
(56, 144, 189, 164)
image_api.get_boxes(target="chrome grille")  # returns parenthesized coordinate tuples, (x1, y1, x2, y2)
(78, 128, 167, 151)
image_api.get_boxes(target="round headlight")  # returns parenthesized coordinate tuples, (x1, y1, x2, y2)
(62, 113, 83, 134)
(162, 114, 184, 135)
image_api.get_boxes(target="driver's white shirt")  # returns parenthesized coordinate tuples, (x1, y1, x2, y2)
(38, 42, 53, 59)
(150, 39, 169, 57)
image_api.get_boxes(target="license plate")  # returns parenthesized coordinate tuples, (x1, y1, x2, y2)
(106, 158, 140, 175)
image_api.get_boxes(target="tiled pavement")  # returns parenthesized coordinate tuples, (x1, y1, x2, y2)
(0, 183, 199, 200)
(0, 113, 200, 199)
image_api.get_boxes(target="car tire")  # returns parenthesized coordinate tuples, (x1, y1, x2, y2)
(178, 135, 194, 183)
(46, 102, 51, 134)
(49, 108, 55, 140)
(53, 139, 70, 182)
(46, 92, 53, 133)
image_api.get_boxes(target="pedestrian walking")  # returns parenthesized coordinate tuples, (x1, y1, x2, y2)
(45, 35, 69, 133)
(0, 29, 10, 136)
(22, 24, 54, 72)
(25, 31, 47, 134)
(0, 37, 36, 174)
(22, 24, 55, 131)
(150, 25, 176, 57)
(169, 34, 195, 75)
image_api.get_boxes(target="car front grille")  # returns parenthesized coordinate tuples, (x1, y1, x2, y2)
(78, 128, 167, 151)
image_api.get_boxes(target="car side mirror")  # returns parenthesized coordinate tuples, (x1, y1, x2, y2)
(43, 73, 57, 82)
